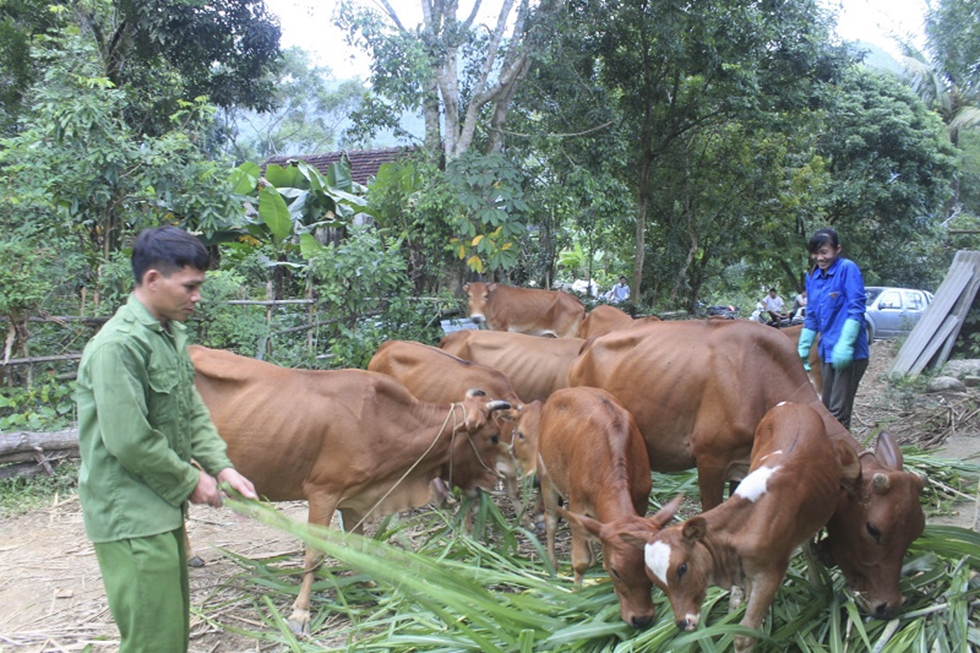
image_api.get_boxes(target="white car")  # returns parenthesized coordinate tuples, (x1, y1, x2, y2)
(864, 286, 934, 340)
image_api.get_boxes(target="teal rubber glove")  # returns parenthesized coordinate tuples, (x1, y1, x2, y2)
(831, 319, 862, 370)
(798, 328, 816, 368)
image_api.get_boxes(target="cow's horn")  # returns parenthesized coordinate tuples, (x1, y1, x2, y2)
(872, 473, 891, 494)
(466, 388, 487, 397)
(487, 400, 512, 412)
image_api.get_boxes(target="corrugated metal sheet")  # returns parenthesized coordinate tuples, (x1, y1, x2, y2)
(263, 147, 416, 186)
(890, 250, 980, 376)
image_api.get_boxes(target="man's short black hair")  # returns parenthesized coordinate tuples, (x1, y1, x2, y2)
(131, 226, 210, 284)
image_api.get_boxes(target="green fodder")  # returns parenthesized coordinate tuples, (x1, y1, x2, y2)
(212, 461, 980, 652)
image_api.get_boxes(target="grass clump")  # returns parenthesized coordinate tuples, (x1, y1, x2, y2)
(0, 458, 78, 518)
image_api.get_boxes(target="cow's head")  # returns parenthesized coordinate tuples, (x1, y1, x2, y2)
(462, 282, 496, 324)
(563, 496, 682, 629)
(630, 514, 713, 632)
(501, 400, 543, 477)
(817, 431, 925, 619)
(443, 389, 512, 493)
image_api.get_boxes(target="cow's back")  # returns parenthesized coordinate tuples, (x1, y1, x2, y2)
(191, 346, 455, 503)
(439, 330, 584, 402)
(735, 403, 842, 559)
(578, 305, 634, 339)
(367, 340, 522, 406)
(537, 387, 651, 514)
(567, 320, 828, 474)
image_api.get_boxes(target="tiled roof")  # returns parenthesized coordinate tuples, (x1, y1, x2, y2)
(263, 147, 414, 186)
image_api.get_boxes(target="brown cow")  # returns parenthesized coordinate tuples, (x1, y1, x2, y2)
(566, 320, 924, 619)
(463, 281, 585, 338)
(508, 387, 678, 628)
(367, 339, 526, 509)
(190, 345, 511, 633)
(624, 402, 859, 652)
(577, 304, 661, 339)
(439, 329, 584, 402)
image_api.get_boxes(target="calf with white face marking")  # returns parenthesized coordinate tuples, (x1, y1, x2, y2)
(511, 387, 678, 629)
(629, 402, 859, 652)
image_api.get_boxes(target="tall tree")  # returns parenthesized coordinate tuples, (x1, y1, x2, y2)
(78, 0, 282, 136)
(337, 0, 537, 161)
(814, 67, 956, 287)
(900, 0, 980, 215)
(542, 0, 852, 301)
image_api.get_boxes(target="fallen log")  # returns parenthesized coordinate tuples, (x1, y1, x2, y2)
(0, 429, 79, 477)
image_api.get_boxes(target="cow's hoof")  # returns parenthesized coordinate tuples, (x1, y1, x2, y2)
(287, 609, 311, 635)
(287, 618, 310, 635)
(187, 555, 205, 568)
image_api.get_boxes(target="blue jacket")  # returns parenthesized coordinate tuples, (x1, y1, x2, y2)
(804, 257, 869, 362)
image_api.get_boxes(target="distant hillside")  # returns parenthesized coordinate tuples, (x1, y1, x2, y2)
(852, 40, 904, 75)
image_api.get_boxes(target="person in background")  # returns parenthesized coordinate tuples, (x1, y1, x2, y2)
(796, 227, 869, 429)
(791, 289, 807, 321)
(75, 226, 258, 653)
(606, 275, 631, 304)
(762, 287, 788, 326)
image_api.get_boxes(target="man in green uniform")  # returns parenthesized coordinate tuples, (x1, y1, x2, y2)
(76, 226, 257, 652)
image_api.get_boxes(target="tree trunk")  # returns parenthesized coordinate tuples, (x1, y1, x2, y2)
(0, 429, 80, 478)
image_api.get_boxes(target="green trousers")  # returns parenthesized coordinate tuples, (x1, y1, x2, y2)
(93, 526, 190, 653)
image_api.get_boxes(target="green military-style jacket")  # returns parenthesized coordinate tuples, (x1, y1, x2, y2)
(76, 294, 233, 543)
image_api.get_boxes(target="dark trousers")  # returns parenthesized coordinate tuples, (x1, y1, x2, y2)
(821, 358, 869, 429)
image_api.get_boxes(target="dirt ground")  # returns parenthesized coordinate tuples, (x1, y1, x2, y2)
(1, 338, 979, 652)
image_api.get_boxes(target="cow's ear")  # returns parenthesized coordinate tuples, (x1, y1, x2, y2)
(681, 517, 707, 543)
(560, 508, 602, 542)
(615, 519, 659, 549)
(650, 494, 684, 529)
(836, 440, 862, 492)
(488, 282, 497, 292)
(875, 431, 903, 471)
(463, 282, 471, 292)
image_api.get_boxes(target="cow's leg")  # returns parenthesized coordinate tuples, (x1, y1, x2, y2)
(287, 495, 338, 634)
(339, 508, 365, 536)
(541, 479, 561, 569)
(695, 459, 727, 510)
(567, 502, 594, 586)
(734, 570, 783, 653)
(183, 521, 205, 568)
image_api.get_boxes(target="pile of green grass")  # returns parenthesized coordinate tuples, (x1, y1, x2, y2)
(217, 461, 980, 652)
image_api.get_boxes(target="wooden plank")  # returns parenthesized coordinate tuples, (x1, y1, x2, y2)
(909, 315, 961, 376)
(890, 251, 980, 375)
(933, 267, 980, 369)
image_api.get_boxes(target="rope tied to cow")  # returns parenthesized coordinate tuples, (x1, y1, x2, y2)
(350, 402, 466, 533)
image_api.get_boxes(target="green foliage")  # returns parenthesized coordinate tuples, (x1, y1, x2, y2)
(0, 238, 54, 319)
(446, 151, 527, 274)
(90, 0, 282, 135)
(0, 375, 75, 432)
(325, 295, 444, 370)
(191, 269, 270, 355)
(90, 249, 135, 317)
(0, 33, 248, 269)
(815, 68, 956, 288)
(368, 158, 457, 293)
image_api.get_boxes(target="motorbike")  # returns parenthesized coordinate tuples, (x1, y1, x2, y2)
(705, 304, 741, 319)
